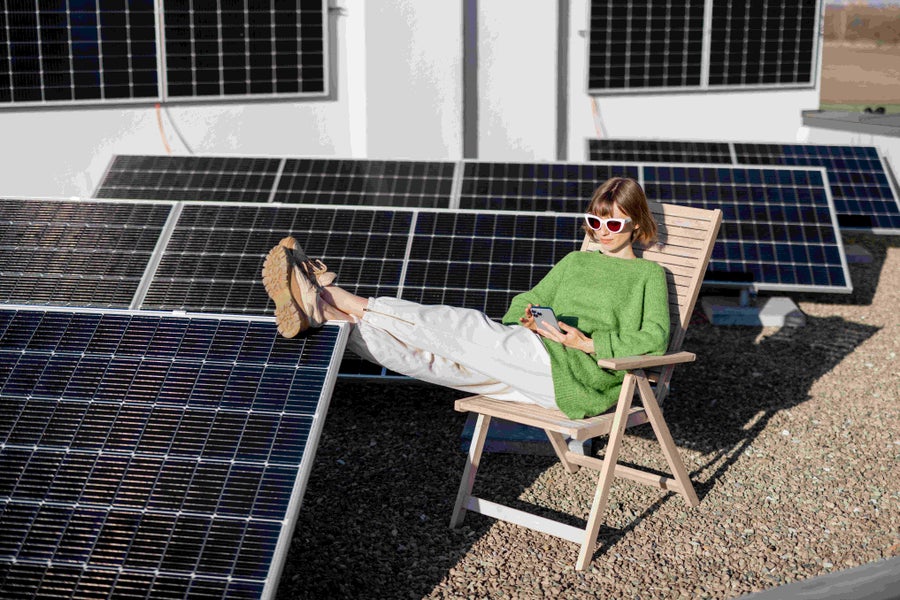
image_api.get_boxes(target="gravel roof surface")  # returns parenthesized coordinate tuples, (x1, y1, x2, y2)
(278, 233, 899, 599)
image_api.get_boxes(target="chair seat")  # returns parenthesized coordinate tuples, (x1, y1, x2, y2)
(455, 395, 649, 441)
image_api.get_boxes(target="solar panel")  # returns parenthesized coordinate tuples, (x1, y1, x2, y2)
(0, 1, 159, 106)
(95, 155, 283, 202)
(644, 164, 850, 292)
(586, 0, 820, 93)
(0, 198, 171, 308)
(587, 139, 734, 164)
(142, 204, 412, 314)
(0, 308, 348, 600)
(273, 158, 457, 208)
(162, 0, 327, 99)
(0, 1, 327, 107)
(587, 0, 705, 91)
(733, 143, 900, 234)
(458, 161, 640, 211)
(708, 0, 818, 87)
(402, 211, 581, 319)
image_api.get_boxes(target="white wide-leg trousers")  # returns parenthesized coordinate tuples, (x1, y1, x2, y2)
(346, 297, 558, 409)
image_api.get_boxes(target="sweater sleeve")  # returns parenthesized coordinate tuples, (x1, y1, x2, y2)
(500, 252, 575, 325)
(592, 264, 670, 359)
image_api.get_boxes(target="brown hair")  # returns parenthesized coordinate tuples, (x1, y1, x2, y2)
(582, 177, 657, 245)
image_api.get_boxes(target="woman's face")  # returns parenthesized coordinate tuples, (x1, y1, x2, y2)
(591, 202, 637, 257)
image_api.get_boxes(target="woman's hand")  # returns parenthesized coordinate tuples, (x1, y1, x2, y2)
(518, 303, 537, 332)
(536, 320, 595, 354)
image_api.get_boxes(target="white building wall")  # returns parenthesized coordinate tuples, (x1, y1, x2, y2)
(0, 0, 857, 200)
(363, 0, 463, 160)
(476, 0, 557, 160)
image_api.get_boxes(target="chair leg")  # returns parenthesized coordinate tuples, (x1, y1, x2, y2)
(634, 371, 700, 507)
(545, 430, 580, 474)
(575, 374, 636, 571)
(450, 413, 492, 528)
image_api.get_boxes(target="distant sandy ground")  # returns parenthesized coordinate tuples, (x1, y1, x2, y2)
(820, 42, 900, 103)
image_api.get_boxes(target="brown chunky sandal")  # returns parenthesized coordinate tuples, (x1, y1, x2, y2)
(262, 245, 309, 338)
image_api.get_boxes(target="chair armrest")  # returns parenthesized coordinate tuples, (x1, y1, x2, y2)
(596, 351, 696, 371)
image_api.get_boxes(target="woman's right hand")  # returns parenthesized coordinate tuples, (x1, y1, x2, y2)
(519, 303, 537, 331)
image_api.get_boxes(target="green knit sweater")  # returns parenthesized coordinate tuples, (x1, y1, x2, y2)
(501, 251, 670, 419)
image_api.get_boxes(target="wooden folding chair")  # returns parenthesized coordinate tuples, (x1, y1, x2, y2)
(450, 202, 723, 570)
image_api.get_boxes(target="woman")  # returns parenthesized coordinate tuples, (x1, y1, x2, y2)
(262, 177, 669, 419)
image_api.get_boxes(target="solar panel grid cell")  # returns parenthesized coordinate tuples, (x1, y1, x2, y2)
(0, 309, 345, 599)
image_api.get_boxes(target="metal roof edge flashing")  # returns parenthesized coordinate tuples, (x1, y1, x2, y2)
(802, 110, 900, 138)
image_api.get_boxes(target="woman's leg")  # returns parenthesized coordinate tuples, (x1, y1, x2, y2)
(319, 285, 367, 320)
(346, 296, 557, 409)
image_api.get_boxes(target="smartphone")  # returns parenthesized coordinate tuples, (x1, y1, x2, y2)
(530, 306, 562, 334)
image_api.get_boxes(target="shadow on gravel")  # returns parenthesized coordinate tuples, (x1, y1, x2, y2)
(666, 314, 880, 491)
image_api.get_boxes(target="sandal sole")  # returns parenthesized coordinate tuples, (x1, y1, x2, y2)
(262, 245, 308, 338)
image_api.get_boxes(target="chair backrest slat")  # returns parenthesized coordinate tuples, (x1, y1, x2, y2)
(580, 202, 722, 402)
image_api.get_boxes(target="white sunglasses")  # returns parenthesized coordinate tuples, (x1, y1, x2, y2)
(583, 214, 632, 233)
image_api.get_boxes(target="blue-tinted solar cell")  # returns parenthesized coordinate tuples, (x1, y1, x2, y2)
(176, 319, 218, 359)
(0, 310, 344, 599)
(209, 321, 251, 362)
(84, 314, 130, 355)
(252, 467, 296, 519)
(55, 314, 101, 354)
(237, 322, 278, 364)
(116, 316, 160, 356)
(0, 311, 42, 350)
(190, 363, 232, 407)
(221, 365, 266, 410)
(0, 311, 14, 339)
(24, 312, 70, 352)
(128, 360, 170, 403)
(159, 362, 201, 405)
